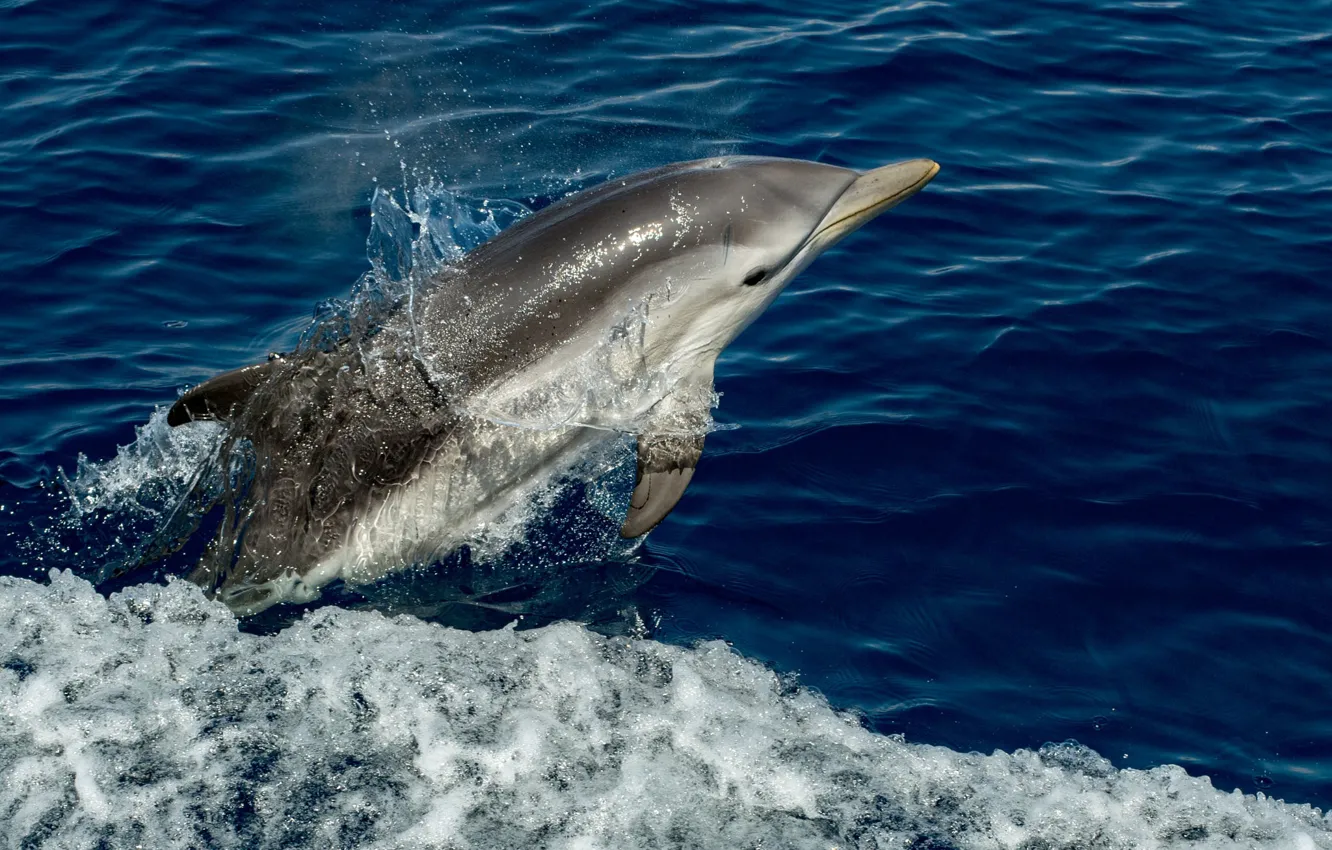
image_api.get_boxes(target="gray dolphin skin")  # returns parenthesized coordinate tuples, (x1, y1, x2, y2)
(169, 155, 939, 614)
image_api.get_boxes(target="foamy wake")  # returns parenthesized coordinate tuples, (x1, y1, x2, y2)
(1, 572, 1327, 850)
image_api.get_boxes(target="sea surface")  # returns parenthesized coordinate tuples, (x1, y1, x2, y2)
(1, 0, 1331, 847)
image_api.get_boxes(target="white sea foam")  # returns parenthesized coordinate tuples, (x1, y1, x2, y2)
(1, 572, 1327, 850)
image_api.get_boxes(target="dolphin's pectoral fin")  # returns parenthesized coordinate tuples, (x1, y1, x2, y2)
(167, 360, 279, 427)
(620, 432, 705, 538)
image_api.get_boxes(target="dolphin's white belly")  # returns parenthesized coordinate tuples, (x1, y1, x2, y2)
(283, 415, 609, 603)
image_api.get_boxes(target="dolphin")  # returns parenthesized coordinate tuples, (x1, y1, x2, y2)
(168, 155, 939, 614)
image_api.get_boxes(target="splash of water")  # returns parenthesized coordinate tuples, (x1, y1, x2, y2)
(301, 183, 531, 356)
(14, 410, 227, 584)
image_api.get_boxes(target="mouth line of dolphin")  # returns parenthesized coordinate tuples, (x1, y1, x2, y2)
(807, 158, 941, 246)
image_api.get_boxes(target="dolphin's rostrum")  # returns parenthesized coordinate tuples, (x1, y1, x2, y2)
(169, 156, 939, 614)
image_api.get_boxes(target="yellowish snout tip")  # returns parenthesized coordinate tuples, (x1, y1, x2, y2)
(811, 158, 940, 243)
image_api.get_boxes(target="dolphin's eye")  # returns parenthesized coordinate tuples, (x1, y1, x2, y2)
(742, 268, 769, 287)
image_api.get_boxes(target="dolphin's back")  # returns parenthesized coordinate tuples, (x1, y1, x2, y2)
(417, 157, 853, 391)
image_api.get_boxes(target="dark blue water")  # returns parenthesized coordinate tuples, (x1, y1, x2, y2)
(2, 0, 1331, 836)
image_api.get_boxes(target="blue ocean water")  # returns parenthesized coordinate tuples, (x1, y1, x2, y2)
(2, 0, 1331, 845)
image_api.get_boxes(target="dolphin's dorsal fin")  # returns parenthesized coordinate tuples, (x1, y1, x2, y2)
(167, 360, 279, 426)
(621, 432, 706, 538)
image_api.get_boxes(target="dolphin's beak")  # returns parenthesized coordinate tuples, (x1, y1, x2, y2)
(809, 158, 939, 248)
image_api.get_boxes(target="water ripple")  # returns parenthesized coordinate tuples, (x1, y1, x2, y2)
(2, 0, 1331, 815)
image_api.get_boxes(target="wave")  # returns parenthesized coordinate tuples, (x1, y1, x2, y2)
(2, 571, 1327, 849)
